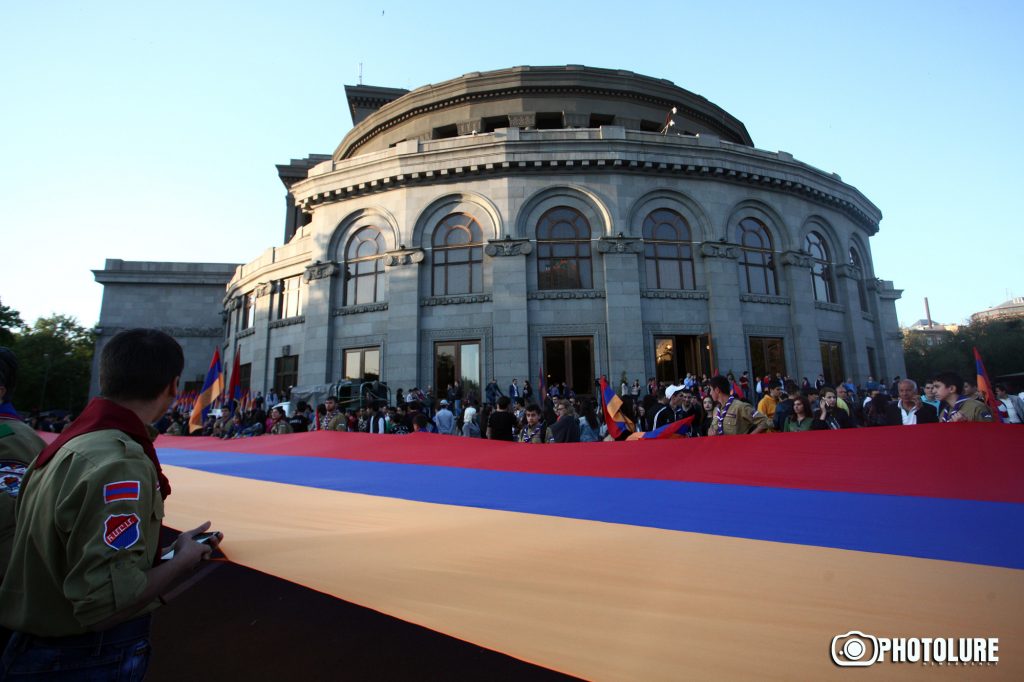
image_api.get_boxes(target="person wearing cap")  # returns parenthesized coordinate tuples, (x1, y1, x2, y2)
(433, 399, 455, 435)
(0, 346, 46, 646)
(651, 385, 683, 430)
(707, 375, 770, 436)
(0, 329, 220, 678)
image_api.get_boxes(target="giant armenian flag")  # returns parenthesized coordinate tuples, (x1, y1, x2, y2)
(154, 424, 1022, 680)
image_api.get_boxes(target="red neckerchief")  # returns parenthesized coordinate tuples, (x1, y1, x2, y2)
(35, 397, 170, 499)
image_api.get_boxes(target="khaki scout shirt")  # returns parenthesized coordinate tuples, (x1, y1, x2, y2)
(941, 398, 993, 423)
(270, 419, 294, 435)
(0, 429, 163, 636)
(0, 418, 46, 575)
(709, 399, 769, 436)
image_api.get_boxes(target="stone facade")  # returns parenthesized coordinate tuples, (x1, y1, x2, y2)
(93, 66, 906, 400)
(90, 259, 239, 396)
(221, 66, 905, 397)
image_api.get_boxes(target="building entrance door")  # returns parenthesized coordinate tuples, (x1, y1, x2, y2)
(543, 337, 594, 398)
(654, 335, 711, 383)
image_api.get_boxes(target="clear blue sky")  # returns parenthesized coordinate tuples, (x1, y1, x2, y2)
(3, 0, 1022, 329)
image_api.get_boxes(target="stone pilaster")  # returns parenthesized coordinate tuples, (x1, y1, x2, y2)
(780, 250, 821, 379)
(301, 261, 338, 383)
(700, 242, 744, 374)
(250, 281, 273, 395)
(485, 239, 532, 382)
(875, 280, 906, 380)
(383, 248, 425, 391)
(597, 237, 644, 384)
(835, 263, 868, 383)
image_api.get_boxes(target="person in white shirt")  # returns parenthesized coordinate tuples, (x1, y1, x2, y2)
(995, 384, 1024, 424)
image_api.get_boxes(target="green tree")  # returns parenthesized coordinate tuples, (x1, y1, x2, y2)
(0, 300, 23, 346)
(903, 318, 1024, 384)
(10, 315, 95, 414)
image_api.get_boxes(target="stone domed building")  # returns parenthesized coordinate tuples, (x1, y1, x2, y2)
(209, 66, 905, 398)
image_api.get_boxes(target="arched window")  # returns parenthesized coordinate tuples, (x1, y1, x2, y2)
(737, 218, 777, 296)
(804, 231, 834, 303)
(345, 227, 385, 305)
(432, 213, 483, 295)
(643, 209, 695, 290)
(537, 207, 592, 289)
(849, 246, 869, 312)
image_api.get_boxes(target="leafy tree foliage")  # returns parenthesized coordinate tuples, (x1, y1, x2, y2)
(0, 300, 23, 346)
(904, 318, 1024, 386)
(2, 305, 95, 414)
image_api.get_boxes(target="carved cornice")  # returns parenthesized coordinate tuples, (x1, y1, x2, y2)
(597, 237, 643, 254)
(780, 251, 812, 268)
(237, 328, 256, 339)
(97, 325, 222, 338)
(304, 261, 338, 282)
(640, 289, 709, 300)
(420, 293, 493, 306)
(814, 301, 845, 313)
(527, 289, 606, 301)
(383, 248, 425, 267)
(456, 119, 483, 136)
(508, 112, 536, 128)
(876, 280, 903, 301)
(253, 283, 272, 298)
(224, 296, 242, 311)
(700, 242, 740, 259)
(484, 239, 533, 257)
(269, 315, 306, 329)
(835, 263, 863, 280)
(740, 293, 791, 306)
(334, 302, 390, 316)
(886, 331, 904, 341)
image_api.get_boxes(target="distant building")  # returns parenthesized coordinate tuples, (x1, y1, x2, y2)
(902, 318, 958, 347)
(971, 297, 1024, 324)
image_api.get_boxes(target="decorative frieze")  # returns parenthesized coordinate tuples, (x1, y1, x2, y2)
(484, 239, 533, 257)
(835, 263, 863, 280)
(527, 290, 606, 301)
(508, 111, 536, 128)
(420, 293, 493, 307)
(563, 113, 589, 128)
(740, 293, 791, 305)
(640, 289, 710, 300)
(814, 301, 845, 313)
(237, 328, 256, 339)
(334, 302, 390, 316)
(382, 248, 425, 267)
(269, 315, 306, 329)
(597, 236, 643, 254)
(224, 296, 242, 311)
(700, 242, 740, 259)
(456, 119, 483, 136)
(97, 325, 223, 338)
(253, 283, 272, 298)
(303, 261, 338, 282)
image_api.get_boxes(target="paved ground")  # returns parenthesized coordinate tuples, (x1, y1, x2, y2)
(148, 530, 577, 681)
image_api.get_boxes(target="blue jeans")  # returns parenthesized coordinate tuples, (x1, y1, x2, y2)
(1, 614, 151, 681)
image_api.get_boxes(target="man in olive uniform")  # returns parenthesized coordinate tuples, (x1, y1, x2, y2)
(0, 329, 220, 679)
(320, 396, 342, 430)
(707, 375, 770, 436)
(934, 371, 993, 423)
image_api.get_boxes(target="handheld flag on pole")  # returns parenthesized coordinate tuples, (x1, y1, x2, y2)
(731, 381, 745, 400)
(600, 376, 635, 438)
(626, 414, 695, 440)
(538, 365, 546, 403)
(188, 347, 224, 433)
(973, 347, 1004, 423)
(228, 346, 242, 416)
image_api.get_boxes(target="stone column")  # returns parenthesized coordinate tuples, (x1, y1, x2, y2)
(485, 239, 532, 381)
(251, 281, 273, 395)
(875, 280, 906, 380)
(383, 248, 425, 392)
(780, 251, 821, 378)
(597, 237, 645, 385)
(302, 261, 338, 384)
(700, 242, 744, 374)
(836, 263, 868, 383)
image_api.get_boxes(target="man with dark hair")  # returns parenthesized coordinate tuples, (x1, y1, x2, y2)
(411, 413, 432, 433)
(0, 329, 220, 678)
(995, 384, 1024, 424)
(707, 375, 769, 436)
(486, 395, 516, 441)
(0, 347, 46, 651)
(934, 371, 993, 423)
(519, 404, 546, 443)
(772, 382, 800, 432)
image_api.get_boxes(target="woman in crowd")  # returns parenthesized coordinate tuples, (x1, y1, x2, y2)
(697, 396, 715, 437)
(462, 406, 481, 438)
(784, 394, 814, 432)
(811, 387, 853, 430)
(577, 399, 601, 442)
(548, 399, 581, 443)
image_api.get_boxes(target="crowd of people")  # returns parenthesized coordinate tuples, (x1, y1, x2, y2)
(163, 366, 1019, 445)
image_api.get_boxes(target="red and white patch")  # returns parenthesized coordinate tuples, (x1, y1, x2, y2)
(103, 513, 141, 550)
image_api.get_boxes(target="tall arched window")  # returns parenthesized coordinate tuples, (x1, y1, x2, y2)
(737, 218, 777, 296)
(432, 213, 483, 295)
(804, 231, 834, 303)
(345, 227, 385, 305)
(643, 209, 695, 290)
(537, 207, 592, 289)
(849, 246, 869, 312)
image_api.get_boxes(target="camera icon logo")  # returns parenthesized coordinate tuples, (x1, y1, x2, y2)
(831, 631, 879, 667)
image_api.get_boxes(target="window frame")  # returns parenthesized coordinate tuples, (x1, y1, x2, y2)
(643, 208, 696, 290)
(431, 213, 484, 296)
(344, 227, 386, 306)
(737, 218, 778, 296)
(536, 206, 593, 290)
(804, 232, 834, 303)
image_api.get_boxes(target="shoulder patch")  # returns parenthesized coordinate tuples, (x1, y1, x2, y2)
(104, 480, 141, 503)
(0, 460, 28, 498)
(104, 513, 141, 550)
